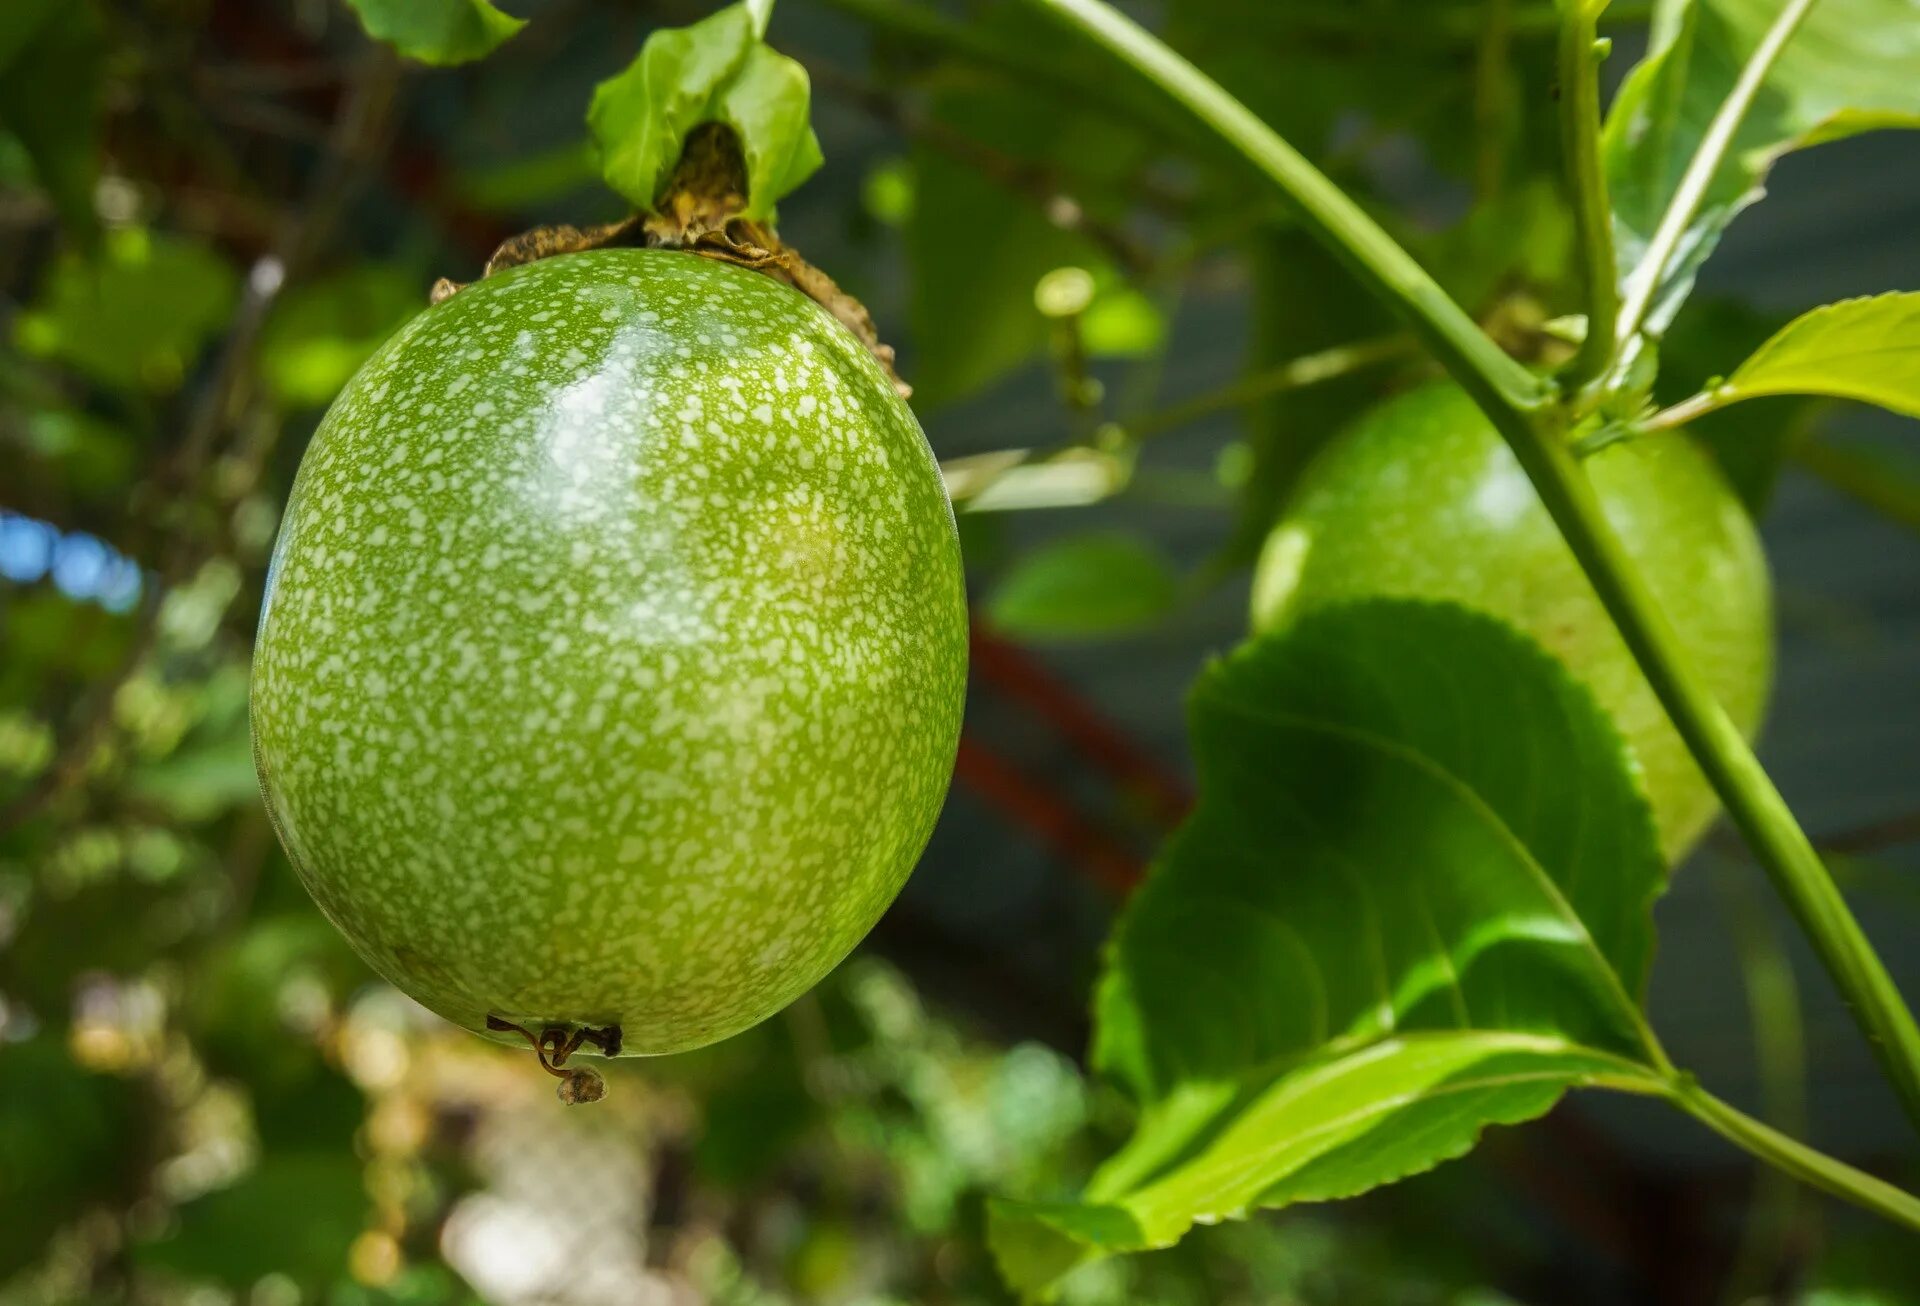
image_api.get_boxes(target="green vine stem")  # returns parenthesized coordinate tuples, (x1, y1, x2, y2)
(1670, 1078, 1920, 1234)
(1556, 0, 1618, 391)
(1028, 0, 1920, 1156)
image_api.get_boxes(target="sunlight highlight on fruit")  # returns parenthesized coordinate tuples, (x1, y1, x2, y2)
(251, 249, 967, 1060)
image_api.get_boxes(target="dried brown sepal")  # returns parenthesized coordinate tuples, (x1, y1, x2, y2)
(557, 1068, 606, 1105)
(485, 1014, 622, 1105)
(484, 216, 647, 277)
(430, 124, 909, 397)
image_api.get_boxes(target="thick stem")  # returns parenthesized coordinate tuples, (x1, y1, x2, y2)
(1557, 0, 1619, 391)
(1030, 0, 1920, 1136)
(1671, 1078, 1920, 1234)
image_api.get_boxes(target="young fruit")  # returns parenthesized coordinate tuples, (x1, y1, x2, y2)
(251, 249, 967, 1060)
(1251, 382, 1772, 862)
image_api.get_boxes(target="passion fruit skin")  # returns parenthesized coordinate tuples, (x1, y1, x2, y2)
(1251, 382, 1772, 863)
(251, 249, 967, 1055)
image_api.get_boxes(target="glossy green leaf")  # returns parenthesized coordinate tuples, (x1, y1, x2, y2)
(986, 533, 1178, 641)
(341, 0, 524, 66)
(0, 0, 103, 238)
(1715, 292, 1920, 419)
(1604, 0, 1920, 334)
(990, 600, 1670, 1296)
(587, 1, 822, 221)
(14, 228, 238, 393)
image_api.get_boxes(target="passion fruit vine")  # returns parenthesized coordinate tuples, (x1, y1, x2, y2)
(251, 249, 968, 1092)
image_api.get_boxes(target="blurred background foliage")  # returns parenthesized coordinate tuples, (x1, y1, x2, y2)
(2, 1, 1918, 1304)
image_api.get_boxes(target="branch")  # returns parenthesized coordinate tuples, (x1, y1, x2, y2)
(1558, 0, 1619, 390)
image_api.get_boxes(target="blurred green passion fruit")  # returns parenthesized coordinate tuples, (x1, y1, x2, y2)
(252, 250, 967, 1071)
(1252, 382, 1772, 863)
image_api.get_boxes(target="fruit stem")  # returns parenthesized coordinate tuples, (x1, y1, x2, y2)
(1033, 0, 1920, 1139)
(486, 1015, 618, 1104)
(1555, 0, 1619, 394)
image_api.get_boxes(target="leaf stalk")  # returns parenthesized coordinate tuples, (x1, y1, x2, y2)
(1670, 1077, 1920, 1234)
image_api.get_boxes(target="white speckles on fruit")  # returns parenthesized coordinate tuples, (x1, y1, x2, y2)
(251, 249, 968, 1056)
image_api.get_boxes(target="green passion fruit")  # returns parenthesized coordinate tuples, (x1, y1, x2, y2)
(1252, 382, 1772, 863)
(251, 249, 968, 1064)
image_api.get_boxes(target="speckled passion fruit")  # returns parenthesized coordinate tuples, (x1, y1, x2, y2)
(251, 248, 968, 1060)
(1251, 382, 1772, 864)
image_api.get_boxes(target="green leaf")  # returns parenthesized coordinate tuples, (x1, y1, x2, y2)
(14, 228, 239, 393)
(587, 2, 822, 221)
(986, 533, 1178, 641)
(990, 600, 1670, 1296)
(0, 0, 104, 239)
(5, 402, 136, 497)
(1604, 0, 1920, 334)
(341, 0, 524, 67)
(1714, 292, 1920, 419)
